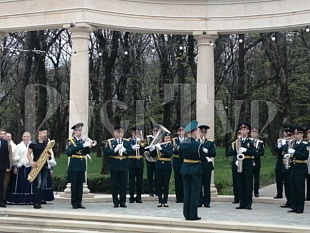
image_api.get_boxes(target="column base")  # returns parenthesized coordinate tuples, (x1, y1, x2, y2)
(60, 183, 94, 198)
(211, 184, 218, 197)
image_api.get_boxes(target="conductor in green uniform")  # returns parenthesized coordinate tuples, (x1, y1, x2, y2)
(179, 120, 203, 221)
(66, 123, 92, 209)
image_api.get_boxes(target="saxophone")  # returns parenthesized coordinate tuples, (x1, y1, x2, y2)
(236, 137, 244, 173)
(283, 139, 294, 170)
(27, 139, 56, 182)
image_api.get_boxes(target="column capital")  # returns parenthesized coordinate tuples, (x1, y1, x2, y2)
(193, 32, 218, 46)
(64, 22, 95, 34)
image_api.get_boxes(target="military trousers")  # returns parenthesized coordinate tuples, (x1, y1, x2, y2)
(290, 174, 306, 212)
(253, 164, 261, 195)
(155, 168, 171, 204)
(70, 170, 85, 207)
(282, 171, 291, 206)
(200, 169, 212, 205)
(129, 167, 143, 200)
(237, 169, 253, 208)
(173, 166, 183, 202)
(110, 171, 128, 206)
(182, 174, 202, 220)
(231, 168, 239, 202)
(146, 161, 156, 194)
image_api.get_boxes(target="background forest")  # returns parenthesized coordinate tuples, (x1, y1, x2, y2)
(1, 29, 310, 174)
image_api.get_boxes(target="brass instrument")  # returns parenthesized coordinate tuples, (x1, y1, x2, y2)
(283, 139, 294, 170)
(82, 135, 97, 147)
(144, 124, 171, 162)
(135, 130, 146, 158)
(236, 136, 244, 173)
(145, 124, 171, 149)
(28, 139, 55, 182)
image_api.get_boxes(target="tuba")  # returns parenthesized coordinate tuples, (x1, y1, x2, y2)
(145, 124, 171, 149)
(144, 124, 171, 162)
(28, 139, 55, 182)
(236, 136, 244, 173)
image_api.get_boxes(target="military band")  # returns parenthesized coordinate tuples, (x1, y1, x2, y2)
(3, 119, 310, 217)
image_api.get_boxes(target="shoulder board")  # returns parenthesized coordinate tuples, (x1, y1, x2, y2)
(123, 138, 129, 141)
(172, 137, 177, 140)
(68, 137, 74, 141)
(146, 135, 153, 138)
(107, 138, 114, 141)
(207, 139, 214, 142)
(302, 141, 308, 144)
(249, 138, 254, 140)
(258, 140, 263, 143)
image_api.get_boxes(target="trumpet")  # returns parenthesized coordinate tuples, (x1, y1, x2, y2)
(82, 135, 97, 146)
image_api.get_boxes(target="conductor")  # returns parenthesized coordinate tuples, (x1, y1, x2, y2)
(179, 120, 203, 221)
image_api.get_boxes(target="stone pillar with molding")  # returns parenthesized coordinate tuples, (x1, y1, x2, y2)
(62, 23, 94, 198)
(194, 32, 218, 197)
(0, 32, 6, 98)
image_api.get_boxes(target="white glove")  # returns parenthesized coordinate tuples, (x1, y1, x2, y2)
(83, 141, 92, 148)
(132, 144, 140, 150)
(288, 148, 295, 154)
(149, 146, 155, 152)
(114, 144, 122, 153)
(203, 148, 208, 154)
(281, 139, 286, 145)
(206, 157, 212, 162)
(120, 147, 126, 154)
(136, 138, 141, 143)
(277, 143, 282, 149)
(156, 144, 162, 151)
(239, 147, 247, 153)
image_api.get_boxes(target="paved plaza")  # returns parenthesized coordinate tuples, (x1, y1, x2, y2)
(2, 183, 310, 231)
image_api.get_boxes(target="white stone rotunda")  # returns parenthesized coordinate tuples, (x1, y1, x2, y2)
(1, 0, 310, 197)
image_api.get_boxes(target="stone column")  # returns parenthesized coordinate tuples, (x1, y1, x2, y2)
(194, 32, 218, 197)
(62, 23, 94, 198)
(0, 32, 6, 99)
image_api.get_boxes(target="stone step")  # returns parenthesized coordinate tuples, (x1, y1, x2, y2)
(2, 208, 310, 233)
(0, 216, 243, 233)
(0, 224, 106, 233)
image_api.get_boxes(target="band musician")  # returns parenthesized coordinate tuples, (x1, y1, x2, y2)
(172, 125, 185, 203)
(66, 123, 91, 209)
(104, 126, 133, 208)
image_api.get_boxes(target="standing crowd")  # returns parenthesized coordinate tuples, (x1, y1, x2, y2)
(0, 128, 56, 208)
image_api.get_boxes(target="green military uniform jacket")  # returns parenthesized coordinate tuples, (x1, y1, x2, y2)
(66, 137, 90, 182)
(104, 138, 133, 171)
